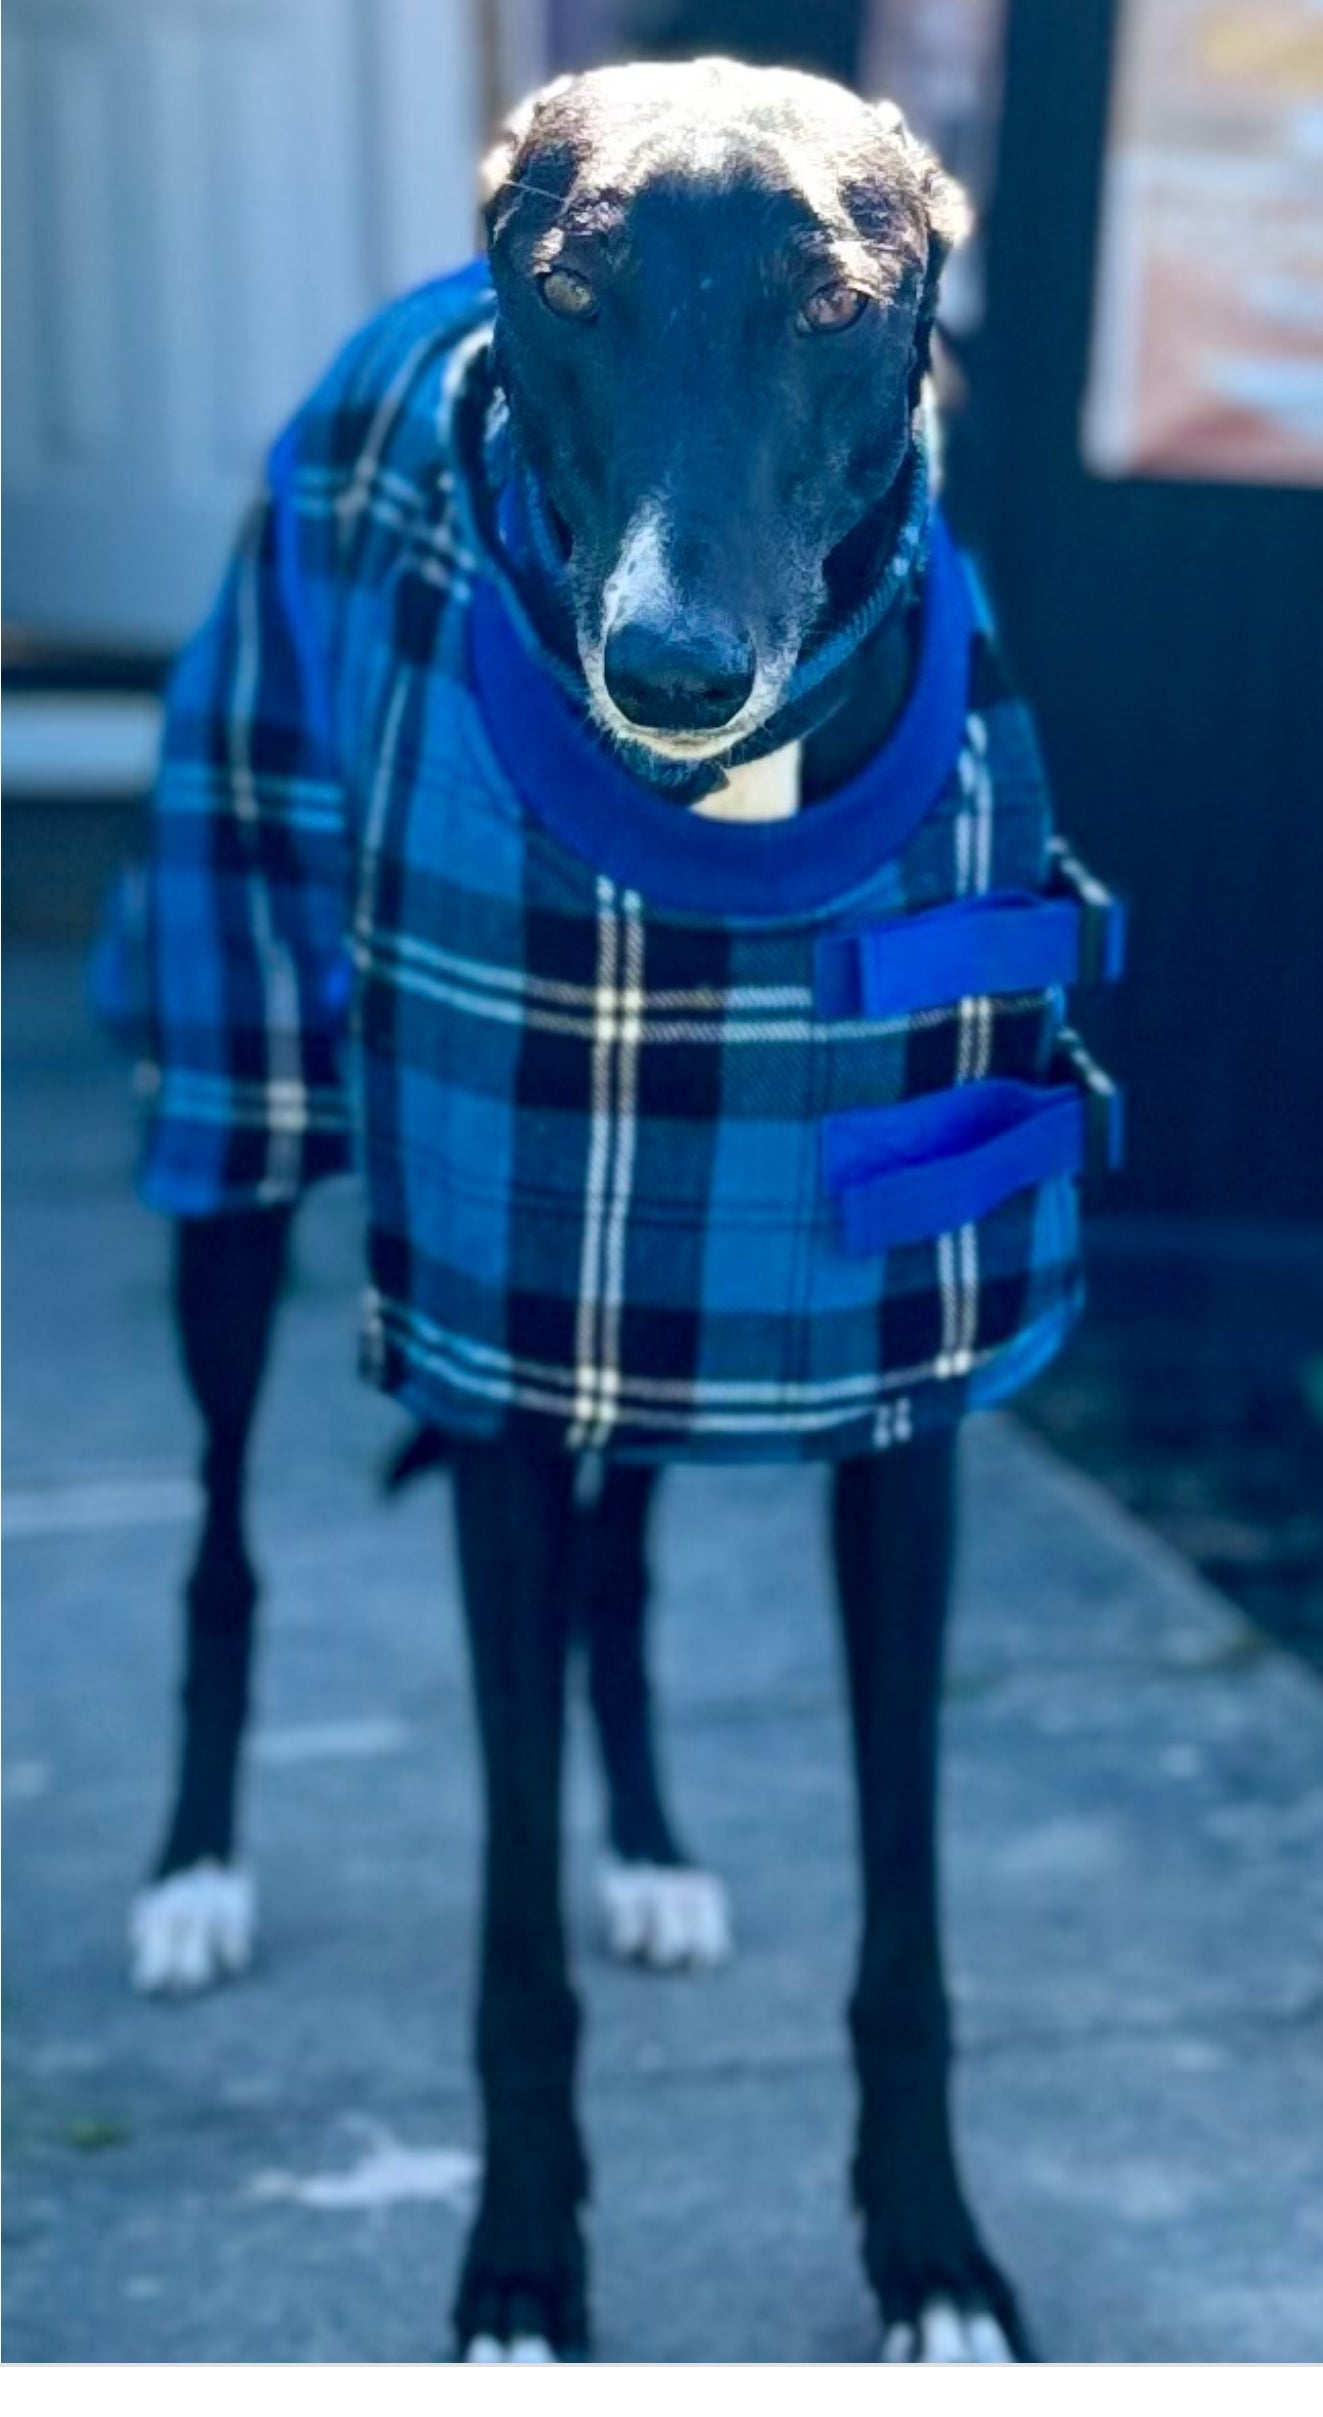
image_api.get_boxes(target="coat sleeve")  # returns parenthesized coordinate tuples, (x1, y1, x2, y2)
(133, 423, 356, 1217)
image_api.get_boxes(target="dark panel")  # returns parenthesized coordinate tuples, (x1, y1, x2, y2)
(610, 0, 863, 81)
(950, 0, 1323, 1220)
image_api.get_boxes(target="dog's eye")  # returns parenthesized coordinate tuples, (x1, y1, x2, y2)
(539, 268, 597, 321)
(800, 283, 870, 334)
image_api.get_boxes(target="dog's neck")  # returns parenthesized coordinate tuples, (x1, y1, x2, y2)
(696, 607, 916, 823)
(557, 464, 923, 815)
(459, 334, 929, 819)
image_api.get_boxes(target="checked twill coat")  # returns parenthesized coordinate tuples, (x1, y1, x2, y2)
(105, 261, 1124, 1463)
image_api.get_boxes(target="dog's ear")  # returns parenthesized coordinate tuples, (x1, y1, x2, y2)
(919, 153, 972, 262)
(873, 99, 972, 272)
(872, 102, 971, 390)
(479, 75, 575, 236)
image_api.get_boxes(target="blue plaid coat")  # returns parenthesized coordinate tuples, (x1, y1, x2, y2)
(100, 261, 1123, 1462)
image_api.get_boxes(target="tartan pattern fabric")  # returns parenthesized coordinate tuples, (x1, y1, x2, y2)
(122, 260, 1098, 1462)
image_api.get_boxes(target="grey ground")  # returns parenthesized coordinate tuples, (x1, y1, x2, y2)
(5, 947, 1323, 2363)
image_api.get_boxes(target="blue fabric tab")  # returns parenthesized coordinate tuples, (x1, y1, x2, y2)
(831, 890, 1083, 1021)
(822, 1080, 1087, 1255)
(816, 872, 1126, 1023)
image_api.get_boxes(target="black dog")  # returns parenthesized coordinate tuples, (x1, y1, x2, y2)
(449, 64, 1023, 2363)
(125, 59, 1047, 2364)
(130, 1207, 730, 1989)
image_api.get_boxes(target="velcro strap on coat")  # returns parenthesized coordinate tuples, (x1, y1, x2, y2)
(815, 856, 1126, 1022)
(821, 1036, 1124, 1255)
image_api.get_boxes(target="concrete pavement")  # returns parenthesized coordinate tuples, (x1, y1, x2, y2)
(5, 947, 1322, 2361)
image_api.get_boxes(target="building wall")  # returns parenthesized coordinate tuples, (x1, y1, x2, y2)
(955, 0, 1323, 1221)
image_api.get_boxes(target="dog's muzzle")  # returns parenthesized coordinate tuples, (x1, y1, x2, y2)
(602, 612, 756, 736)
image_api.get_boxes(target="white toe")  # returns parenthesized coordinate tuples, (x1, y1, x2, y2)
(129, 1898, 171, 1994)
(919, 2300, 969, 2362)
(170, 1910, 213, 1993)
(649, 1878, 690, 1969)
(598, 1859, 646, 1960)
(684, 1872, 732, 1968)
(129, 1863, 256, 1997)
(596, 1858, 732, 1972)
(965, 2313, 1013, 2363)
(211, 1880, 255, 1975)
(130, 1895, 180, 1995)
(882, 2322, 916, 2362)
(507, 2336, 555, 2363)
(465, 2335, 507, 2363)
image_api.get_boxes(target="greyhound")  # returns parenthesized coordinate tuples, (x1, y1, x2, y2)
(120, 58, 1063, 2364)
(449, 67, 1026, 2359)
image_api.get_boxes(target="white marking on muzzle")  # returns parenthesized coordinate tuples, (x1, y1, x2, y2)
(584, 501, 793, 764)
(602, 499, 679, 642)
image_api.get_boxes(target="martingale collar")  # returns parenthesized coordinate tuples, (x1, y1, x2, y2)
(446, 320, 939, 805)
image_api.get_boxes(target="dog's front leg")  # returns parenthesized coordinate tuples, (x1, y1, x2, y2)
(451, 1439, 590, 2362)
(129, 1207, 292, 1995)
(577, 1464, 731, 1972)
(831, 1436, 1030, 2361)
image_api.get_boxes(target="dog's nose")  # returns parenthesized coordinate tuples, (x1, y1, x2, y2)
(602, 617, 755, 734)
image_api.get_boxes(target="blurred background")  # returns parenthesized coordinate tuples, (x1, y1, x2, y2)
(4, 0, 1323, 2364)
(6, 0, 1321, 1657)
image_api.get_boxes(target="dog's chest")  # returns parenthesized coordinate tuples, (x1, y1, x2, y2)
(694, 744, 802, 824)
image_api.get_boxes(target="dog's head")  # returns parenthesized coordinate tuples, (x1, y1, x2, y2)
(482, 57, 967, 765)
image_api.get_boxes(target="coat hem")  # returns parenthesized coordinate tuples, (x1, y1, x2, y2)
(362, 1296, 1081, 1466)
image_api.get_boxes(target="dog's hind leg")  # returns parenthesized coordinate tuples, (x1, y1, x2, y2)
(129, 1207, 292, 1996)
(831, 1435, 1031, 2362)
(450, 1438, 590, 2363)
(576, 1463, 731, 1972)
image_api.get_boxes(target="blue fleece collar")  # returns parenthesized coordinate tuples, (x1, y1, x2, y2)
(467, 506, 973, 921)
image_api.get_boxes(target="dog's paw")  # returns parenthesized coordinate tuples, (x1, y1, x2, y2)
(864, 2233, 1032, 2364)
(464, 2327, 557, 2364)
(596, 1854, 731, 1972)
(854, 2048, 1034, 2361)
(129, 1860, 256, 1996)
(454, 2196, 589, 2363)
(881, 2298, 1016, 2362)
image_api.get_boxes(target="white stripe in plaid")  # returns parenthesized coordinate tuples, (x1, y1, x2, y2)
(570, 882, 646, 1450)
(374, 1290, 1015, 1429)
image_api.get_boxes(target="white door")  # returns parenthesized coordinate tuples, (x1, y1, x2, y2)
(2, 0, 489, 648)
